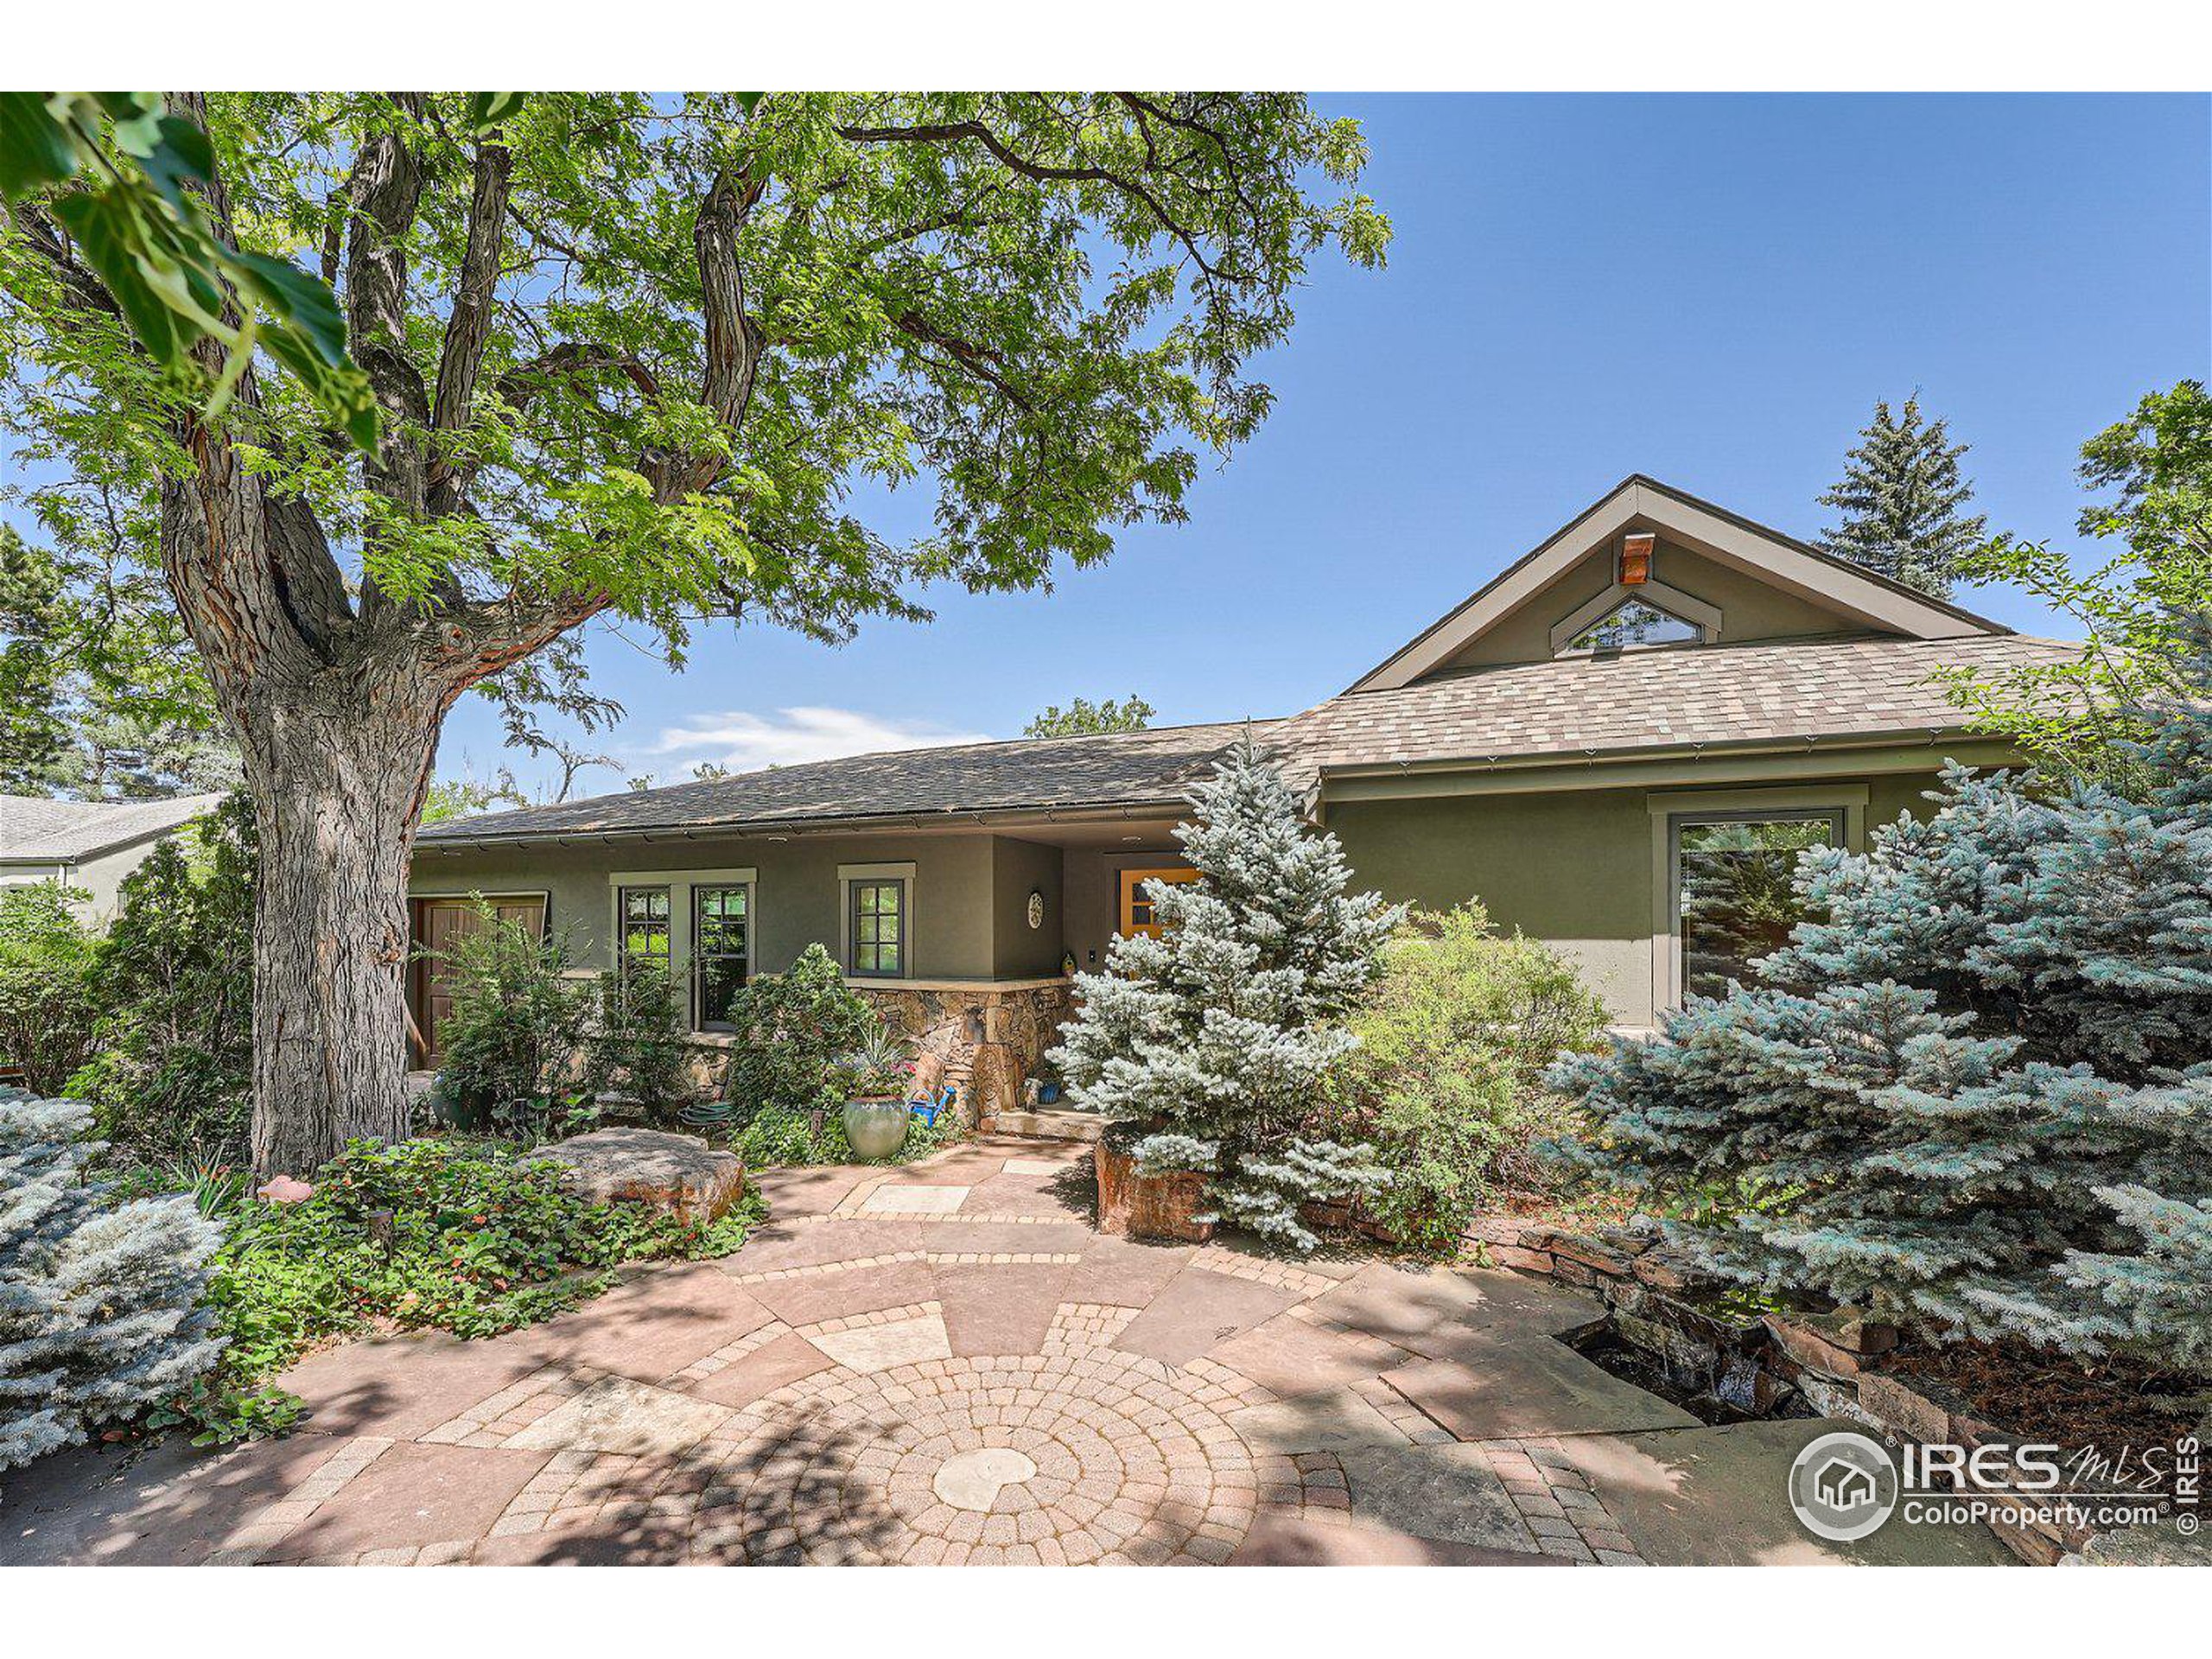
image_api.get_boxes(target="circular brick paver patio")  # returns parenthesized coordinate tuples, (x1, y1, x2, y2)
(3, 1136, 1727, 1567)
(712, 1340, 1263, 1564)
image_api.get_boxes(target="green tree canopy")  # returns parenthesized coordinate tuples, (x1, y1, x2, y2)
(1, 92, 1387, 1173)
(1942, 380, 2212, 785)
(0, 523, 234, 798)
(1022, 693, 1156, 738)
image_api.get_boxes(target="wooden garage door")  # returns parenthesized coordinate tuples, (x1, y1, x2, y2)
(411, 896, 546, 1066)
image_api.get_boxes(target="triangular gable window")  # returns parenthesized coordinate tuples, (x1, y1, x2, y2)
(1563, 598, 1701, 653)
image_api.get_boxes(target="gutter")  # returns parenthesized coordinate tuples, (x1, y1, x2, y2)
(1315, 723, 1998, 782)
(415, 797, 1192, 854)
(1310, 726, 2021, 803)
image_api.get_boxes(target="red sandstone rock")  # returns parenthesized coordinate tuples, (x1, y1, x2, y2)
(1762, 1314, 1867, 1381)
(1094, 1141, 1215, 1243)
(528, 1128, 747, 1222)
(1486, 1244, 1556, 1274)
(1859, 1373, 1951, 1446)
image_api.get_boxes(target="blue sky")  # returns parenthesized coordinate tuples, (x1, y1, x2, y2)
(438, 94, 2208, 793)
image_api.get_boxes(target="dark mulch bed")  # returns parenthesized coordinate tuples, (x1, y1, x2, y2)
(1889, 1339, 2206, 1457)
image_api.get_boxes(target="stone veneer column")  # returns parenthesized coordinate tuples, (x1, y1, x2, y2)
(854, 982, 1075, 1118)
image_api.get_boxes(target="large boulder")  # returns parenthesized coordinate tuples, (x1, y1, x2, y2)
(530, 1128, 747, 1222)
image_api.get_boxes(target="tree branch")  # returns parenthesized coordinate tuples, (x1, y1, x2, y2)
(427, 134, 514, 517)
(659, 167, 763, 501)
(344, 92, 432, 516)
(835, 115, 1226, 283)
(893, 310, 1033, 410)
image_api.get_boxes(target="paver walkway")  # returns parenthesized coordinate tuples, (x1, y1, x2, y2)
(0, 1136, 2012, 1566)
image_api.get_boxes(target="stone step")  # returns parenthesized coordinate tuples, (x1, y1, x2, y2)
(990, 1107, 1104, 1143)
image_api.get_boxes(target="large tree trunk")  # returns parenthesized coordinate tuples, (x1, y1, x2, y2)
(160, 451, 450, 1179)
(238, 693, 441, 1179)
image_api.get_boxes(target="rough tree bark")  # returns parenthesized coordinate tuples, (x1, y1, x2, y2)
(135, 99, 751, 1176)
(157, 427, 451, 1176)
(238, 693, 440, 1178)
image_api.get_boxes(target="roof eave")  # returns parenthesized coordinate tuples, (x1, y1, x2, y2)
(414, 796, 1196, 852)
(1311, 722, 2014, 786)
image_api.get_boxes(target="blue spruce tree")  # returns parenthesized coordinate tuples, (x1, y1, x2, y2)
(1050, 738, 1401, 1252)
(1558, 617, 2212, 1370)
(2, 1089, 226, 1471)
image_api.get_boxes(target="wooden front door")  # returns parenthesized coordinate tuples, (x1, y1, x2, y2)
(410, 896, 546, 1066)
(1116, 867, 1200, 939)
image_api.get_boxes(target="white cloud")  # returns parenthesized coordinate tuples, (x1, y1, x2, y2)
(643, 705, 996, 779)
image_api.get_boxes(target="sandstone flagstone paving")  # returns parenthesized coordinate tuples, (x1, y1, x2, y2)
(1337, 1442, 1536, 1551)
(1227, 1391, 1413, 1455)
(272, 1332, 549, 1443)
(681, 1331, 837, 1409)
(3, 1137, 1945, 1567)
(512, 1262, 779, 1382)
(857, 1183, 969, 1216)
(506, 1376, 735, 1458)
(1384, 1340, 1703, 1441)
(1210, 1311, 1418, 1397)
(256, 1441, 550, 1562)
(806, 1307, 956, 1373)
(934, 1262, 1075, 1357)
(1107, 1268, 1305, 1367)
(1301, 1262, 1606, 1356)
(1547, 1418, 2015, 1567)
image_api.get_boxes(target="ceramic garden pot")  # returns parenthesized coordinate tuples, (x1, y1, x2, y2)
(842, 1096, 911, 1161)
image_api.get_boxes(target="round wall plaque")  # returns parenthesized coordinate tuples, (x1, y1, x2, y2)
(1027, 890, 1045, 930)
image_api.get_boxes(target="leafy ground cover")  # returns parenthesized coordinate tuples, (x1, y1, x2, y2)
(123, 1136, 760, 1446)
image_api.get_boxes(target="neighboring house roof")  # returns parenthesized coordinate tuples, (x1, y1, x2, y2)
(1275, 633, 2075, 791)
(0, 793, 225, 862)
(417, 720, 1281, 845)
(1348, 474, 2011, 693)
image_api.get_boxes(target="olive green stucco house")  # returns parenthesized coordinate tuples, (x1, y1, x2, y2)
(410, 475, 2070, 1095)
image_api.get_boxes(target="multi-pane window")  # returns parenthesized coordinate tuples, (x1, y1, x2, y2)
(1675, 814, 1839, 1001)
(617, 885, 671, 966)
(692, 884, 750, 1028)
(849, 879, 906, 978)
(1117, 868, 1199, 939)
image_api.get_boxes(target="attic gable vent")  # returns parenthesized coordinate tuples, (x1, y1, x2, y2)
(1620, 532, 1655, 586)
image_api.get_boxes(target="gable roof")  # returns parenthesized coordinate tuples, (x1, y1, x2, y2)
(0, 793, 225, 862)
(1348, 474, 2011, 693)
(1279, 633, 2072, 793)
(416, 720, 1279, 846)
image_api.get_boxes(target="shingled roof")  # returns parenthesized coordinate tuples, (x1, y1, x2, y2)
(1274, 633, 2076, 790)
(0, 793, 225, 861)
(417, 719, 1280, 844)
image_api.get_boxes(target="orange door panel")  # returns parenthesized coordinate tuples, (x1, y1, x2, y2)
(1116, 867, 1200, 938)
